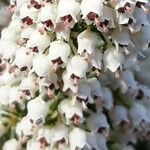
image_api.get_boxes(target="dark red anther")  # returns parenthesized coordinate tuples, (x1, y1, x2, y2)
(61, 14, 73, 22)
(87, 12, 98, 21)
(42, 20, 54, 28)
(22, 16, 33, 25)
(136, 1, 145, 8)
(51, 57, 63, 65)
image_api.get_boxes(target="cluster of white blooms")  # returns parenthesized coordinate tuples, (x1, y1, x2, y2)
(0, 0, 150, 149)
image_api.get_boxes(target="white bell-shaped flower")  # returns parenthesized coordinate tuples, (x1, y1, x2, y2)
(87, 112, 110, 133)
(103, 47, 125, 72)
(39, 71, 58, 92)
(8, 18, 22, 34)
(48, 40, 71, 69)
(38, 3, 57, 29)
(76, 80, 92, 103)
(131, 25, 150, 50)
(32, 54, 53, 77)
(19, 74, 38, 98)
(57, 0, 80, 28)
(1, 27, 19, 41)
(112, 27, 134, 47)
(0, 86, 10, 105)
(69, 128, 87, 150)
(9, 86, 26, 106)
(62, 71, 77, 93)
(27, 97, 49, 125)
(16, 116, 39, 140)
(89, 49, 103, 73)
(86, 133, 100, 150)
(58, 99, 84, 125)
(21, 25, 36, 40)
(20, 3, 38, 26)
(37, 127, 53, 146)
(14, 47, 33, 70)
(121, 70, 138, 93)
(88, 77, 103, 98)
(0, 40, 18, 60)
(102, 87, 114, 110)
(51, 124, 69, 146)
(129, 103, 149, 127)
(26, 140, 41, 150)
(97, 134, 108, 150)
(3, 139, 22, 150)
(77, 29, 98, 55)
(26, 29, 51, 53)
(113, 105, 129, 125)
(67, 56, 88, 79)
(0, 69, 15, 86)
(81, 0, 103, 26)
(55, 24, 71, 41)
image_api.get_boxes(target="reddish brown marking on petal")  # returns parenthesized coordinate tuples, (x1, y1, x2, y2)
(22, 16, 33, 25)
(61, 14, 73, 22)
(87, 12, 98, 21)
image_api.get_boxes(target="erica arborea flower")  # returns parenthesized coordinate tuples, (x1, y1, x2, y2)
(38, 2, 57, 31)
(48, 39, 71, 71)
(58, 99, 84, 125)
(57, 0, 80, 28)
(81, 0, 103, 27)
(66, 56, 88, 86)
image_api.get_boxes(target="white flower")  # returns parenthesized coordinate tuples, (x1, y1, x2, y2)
(26, 139, 41, 150)
(3, 139, 22, 150)
(121, 70, 138, 93)
(87, 112, 110, 133)
(55, 21, 71, 41)
(9, 86, 26, 106)
(113, 105, 129, 125)
(88, 77, 103, 98)
(16, 116, 39, 141)
(1, 27, 19, 41)
(98, 6, 115, 32)
(112, 27, 134, 47)
(39, 71, 58, 93)
(76, 80, 92, 103)
(31, 54, 53, 77)
(21, 25, 36, 40)
(36, 127, 53, 146)
(0, 40, 18, 60)
(26, 29, 51, 53)
(103, 47, 125, 72)
(57, 0, 80, 28)
(38, 3, 57, 29)
(14, 47, 33, 70)
(58, 99, 84, 125)
(86, 133, 100, 150)
(77, 29, 99, 56)
(69, 128, 87, 150)
(129, 103, 149, 127)
(131, 25, 150, 50)
(81, 0, 103, 26)
(48, 40, 71, 70)
(89, 49, 103, 73)
(27, 97, 49, 125)
(51, 124, 69, 147)
(0, 86, 10, 105)
(97, 134, 108, 150)
(102, 87, 114, 110)
(19, 75, 38, 98)
(62, 71, 77, 93)
(19, 3, 38, 27)
(67, 56, 88, 80)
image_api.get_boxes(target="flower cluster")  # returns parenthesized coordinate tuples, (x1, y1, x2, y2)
(0, 0, 150, 150)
